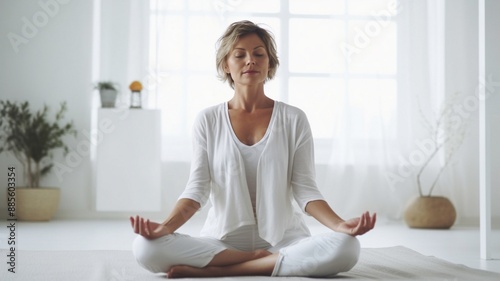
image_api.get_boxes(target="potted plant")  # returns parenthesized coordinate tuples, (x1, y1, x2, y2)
(404, 93, 469, 229)
(0, 100, 76, 221)
(95, 81, 119, 108)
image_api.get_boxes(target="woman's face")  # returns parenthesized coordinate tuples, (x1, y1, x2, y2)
(224, 33, 269, 88)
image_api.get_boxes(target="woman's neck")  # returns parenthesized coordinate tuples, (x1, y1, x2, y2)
(229, 84, 273, 112)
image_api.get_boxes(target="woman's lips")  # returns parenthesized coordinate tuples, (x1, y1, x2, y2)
(243, 70, 259, 74)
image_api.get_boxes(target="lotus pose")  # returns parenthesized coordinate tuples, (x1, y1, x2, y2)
(130, 20, 376, 278)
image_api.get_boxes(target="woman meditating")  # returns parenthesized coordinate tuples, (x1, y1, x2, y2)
(130, 20, 376, 278)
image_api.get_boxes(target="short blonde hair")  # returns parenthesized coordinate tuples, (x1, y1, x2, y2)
(216, 20, 279, 89)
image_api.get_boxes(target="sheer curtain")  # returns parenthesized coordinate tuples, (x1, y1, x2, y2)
(320, 0, 449, 219)
(321, 0, 480, 221)
(102, 0, 477, 220)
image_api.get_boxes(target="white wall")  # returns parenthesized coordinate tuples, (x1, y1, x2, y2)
(0, 0, 95, 217)
(0, 0, 498, 223)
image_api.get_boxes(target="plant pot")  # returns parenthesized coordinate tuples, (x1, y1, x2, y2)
(404, 196, 456, 229)
(100, 89, 118, 108)
(15, 187, 60, 221)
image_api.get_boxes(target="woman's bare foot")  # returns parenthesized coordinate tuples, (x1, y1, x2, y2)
(207, 248, 272, 267)
(167, 250, 277, 278)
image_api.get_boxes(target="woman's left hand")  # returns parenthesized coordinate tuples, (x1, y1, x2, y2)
(336, 211, 376, 236)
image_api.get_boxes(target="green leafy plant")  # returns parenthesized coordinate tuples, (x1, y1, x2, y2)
(94, 81, 118, 91)
(0, 101, 76, 187)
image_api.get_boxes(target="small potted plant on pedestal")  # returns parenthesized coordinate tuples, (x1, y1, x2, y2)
(0, 101, 76, 221)
(95, 81, 119, 108)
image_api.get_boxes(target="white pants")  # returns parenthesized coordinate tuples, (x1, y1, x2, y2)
(132, 230, 360, 277)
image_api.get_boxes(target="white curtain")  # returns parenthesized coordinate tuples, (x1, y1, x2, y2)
(319, 0, 480, 221)
(320, 0, 449, 220)
(99, 0, 480, 221)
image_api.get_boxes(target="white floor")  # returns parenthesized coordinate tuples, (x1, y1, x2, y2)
(2, 218, 500, 274)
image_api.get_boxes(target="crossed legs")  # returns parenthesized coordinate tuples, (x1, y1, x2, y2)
(133, 232, 360, 278)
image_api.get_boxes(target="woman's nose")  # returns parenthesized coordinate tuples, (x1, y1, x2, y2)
(246, 56, 256, 65)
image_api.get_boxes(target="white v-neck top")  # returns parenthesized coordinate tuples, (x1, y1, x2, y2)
(179, 101, 325, 246)
(228, 102, 274, 217)
(234, 138, 267, 216)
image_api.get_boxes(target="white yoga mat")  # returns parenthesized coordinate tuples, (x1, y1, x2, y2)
(1, 246, 499, 280)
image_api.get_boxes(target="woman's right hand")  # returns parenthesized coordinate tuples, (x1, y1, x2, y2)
(130, 215, 171, 240)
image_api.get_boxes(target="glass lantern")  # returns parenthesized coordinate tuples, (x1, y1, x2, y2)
(130, 90, 142, 109)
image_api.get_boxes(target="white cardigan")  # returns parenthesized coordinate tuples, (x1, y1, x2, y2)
(179, 101, 325, 246)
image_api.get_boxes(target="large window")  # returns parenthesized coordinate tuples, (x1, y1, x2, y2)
(149, 0, 398, 161)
